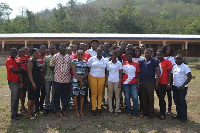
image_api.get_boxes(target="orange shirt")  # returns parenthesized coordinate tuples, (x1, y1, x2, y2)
(159, 59, 172, 84)
(6, 56, 20, 82)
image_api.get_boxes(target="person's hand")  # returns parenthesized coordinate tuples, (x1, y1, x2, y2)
(137, 83, 140, 90)
(80, 81, 85, 87)
(118, 82, 121, 88)
(155, 82, 159, 88)
(167, 84, 171, 90)
(105, 81, 108, 87)
(80, 76, 85, 80)
(179, 85, 185, 90)
(32, 84, 37, 91)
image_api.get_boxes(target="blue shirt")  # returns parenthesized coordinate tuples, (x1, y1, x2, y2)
(102, 51, 110, 58)
(139, 57, 159, 82)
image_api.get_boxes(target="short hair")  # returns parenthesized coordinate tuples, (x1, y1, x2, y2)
(31, 48, 39, 55)
(125, 51, 133, 56)
(144, 48, 152, 53)
(161, 44, 173, 56)
(40, 45, 46, 49)
(91, 40, 99, 44)
(10, 47, 18, 52)
(49, 44, 56, 49)
(121, 41, 127, 45)
(59, 43, 66, 47)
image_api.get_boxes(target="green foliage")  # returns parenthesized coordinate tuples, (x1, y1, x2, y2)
(0, 0, 200, 34)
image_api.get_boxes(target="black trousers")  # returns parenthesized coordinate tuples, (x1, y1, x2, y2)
(158, 84, 167, 115)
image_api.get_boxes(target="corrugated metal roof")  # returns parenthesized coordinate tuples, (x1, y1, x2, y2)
(0, 33, 200, 40)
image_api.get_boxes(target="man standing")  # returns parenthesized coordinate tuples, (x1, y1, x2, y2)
(139, 48, 160, 119)
(43, 44, 56, 116)
(6, 48, 23, 120)
(50, 43, 71, 118)
(171, 54, 192, 122)
(35, 45, 46, 111)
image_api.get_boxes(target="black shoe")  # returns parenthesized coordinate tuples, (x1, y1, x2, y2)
(148, 115, 153, 119)
(92, 110, 96, 116)
(40, 106, 44, 111)
(11, 115, 20, 120)
(16, 113, 23, 117)
(97, 109, 101, 116)
(171, 115, 181, 119)
(181, 119, 187, 123)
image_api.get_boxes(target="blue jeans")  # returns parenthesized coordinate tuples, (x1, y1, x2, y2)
(123, 84, 139, 115)
(45, 81, 54, 110)
(173, 86, 188, 120)
(8, 81, 20, 115)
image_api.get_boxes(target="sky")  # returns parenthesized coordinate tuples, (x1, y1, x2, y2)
(0, 0, 87, 19)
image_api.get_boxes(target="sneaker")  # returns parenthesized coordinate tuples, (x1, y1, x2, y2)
(92, 110, 96, 116)
(167, 109, 171, 115)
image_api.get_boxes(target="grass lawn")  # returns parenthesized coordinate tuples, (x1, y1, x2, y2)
(0, 65, 200, 133)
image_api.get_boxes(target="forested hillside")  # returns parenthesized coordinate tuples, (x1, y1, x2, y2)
(0, 0, 200, 34)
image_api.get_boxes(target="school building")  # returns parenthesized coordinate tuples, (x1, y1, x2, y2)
(1, 33, 200, 58)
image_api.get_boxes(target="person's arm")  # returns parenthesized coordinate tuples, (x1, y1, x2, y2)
(167, 69, 172, 89)
(179, 72, 192, 90)
(155, 67, 160, 87)
(27, 61, 37, 90)
(10, 68, 22, 74)
(137, 72, 140, 89)
(43, 57, 47, 79)
(50, 55, 56, 72)
(118, 69, 123, 88)
(105, 70, 109, 87)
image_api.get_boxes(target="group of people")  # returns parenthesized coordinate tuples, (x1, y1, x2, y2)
(6, 40, 192, 123)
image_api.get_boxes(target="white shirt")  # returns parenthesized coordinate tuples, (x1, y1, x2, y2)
(86, 48, 97, 57)
(172, 63, 191, 87)
(107, 61, 122, 82)
(164, 56, 175, 66)
(132, 57, 145, 63)
(88, 56, 107, 77)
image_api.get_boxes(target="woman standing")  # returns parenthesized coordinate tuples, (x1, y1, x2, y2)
(72, 50, 88, 118)
(88, 47, 107, 116)
(132, 46, 145, 63)
(161, 44, 175, 115)
(106, 51, 122, 116)
(26, 48, 41, 119)
(122, 51, 140, 117)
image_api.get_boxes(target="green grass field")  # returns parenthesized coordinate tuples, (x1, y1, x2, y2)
(0, 65, 200, 133)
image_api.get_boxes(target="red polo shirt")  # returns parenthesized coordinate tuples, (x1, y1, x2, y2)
(73, 52, 91, 62)
(6, 56, 20, 82)
(15, 55, 29, 71)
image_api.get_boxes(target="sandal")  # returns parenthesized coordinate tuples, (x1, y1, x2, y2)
(79, 112, 85, 117)
(75, 113, 80, 118)
(27, 114, 35, 120)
